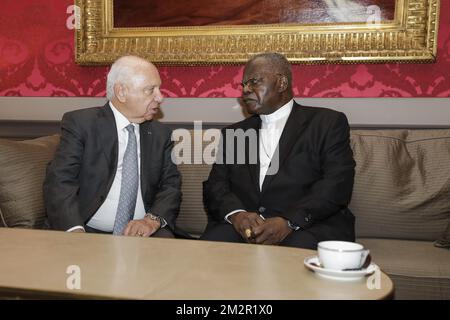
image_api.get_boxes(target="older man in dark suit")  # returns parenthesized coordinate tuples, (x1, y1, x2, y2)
(201, 53, 356, 249)
(44, 56, 181, 237)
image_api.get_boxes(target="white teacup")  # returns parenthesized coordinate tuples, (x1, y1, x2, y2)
(317, 241, 370, 270)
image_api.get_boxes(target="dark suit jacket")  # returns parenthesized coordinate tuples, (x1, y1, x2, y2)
(204, 102, 356, 242)
(43, 103, 181, 232)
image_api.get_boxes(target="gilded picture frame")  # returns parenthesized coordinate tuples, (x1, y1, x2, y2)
(75, 0, 440, 65)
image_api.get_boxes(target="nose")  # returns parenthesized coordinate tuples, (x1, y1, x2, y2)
(154, 88, 164, 103)
(242, 82, 252, 95)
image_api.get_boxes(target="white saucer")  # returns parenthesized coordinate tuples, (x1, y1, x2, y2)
(304, 255, 378, 281)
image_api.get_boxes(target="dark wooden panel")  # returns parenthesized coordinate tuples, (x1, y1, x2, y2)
(1, 120, 448, 140)
(0, 121, 61, 139)
(0, 121, 229, 139)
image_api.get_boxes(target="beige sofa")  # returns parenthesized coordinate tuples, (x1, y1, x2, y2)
(1, 129, 449, 299)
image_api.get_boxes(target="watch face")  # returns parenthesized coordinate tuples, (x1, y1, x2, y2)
(146, 213, 164, 228)
(149, 214, 161, 223)
(288, 221, 299, 230)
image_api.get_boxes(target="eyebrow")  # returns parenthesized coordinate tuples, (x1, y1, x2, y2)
(244, 74, 261, 79)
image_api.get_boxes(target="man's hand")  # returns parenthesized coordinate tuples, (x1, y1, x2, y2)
(123, 217, 161, 237)
(252, 217, 293, 245)
(229, 211, 265, 243)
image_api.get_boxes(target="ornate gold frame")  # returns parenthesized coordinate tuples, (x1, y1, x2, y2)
(75, 0, 440, 65)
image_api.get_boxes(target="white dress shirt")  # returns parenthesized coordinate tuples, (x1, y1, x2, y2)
(224, 99, 294, 222)
(86, 102, 147, 231)
(259, 99, 293, 190)
(67, 102, 146, 232)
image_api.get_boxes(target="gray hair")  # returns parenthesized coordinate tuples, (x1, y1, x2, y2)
(247, 52, 292, 87)
(106, 56, 149, 100)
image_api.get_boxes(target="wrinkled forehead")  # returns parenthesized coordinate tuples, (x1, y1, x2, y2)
(133, 64, 161, 87)
(243, 57, 276, 79)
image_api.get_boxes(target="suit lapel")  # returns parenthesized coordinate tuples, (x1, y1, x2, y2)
(97, 103, 118, 187)
(139, 120, 153, 199)
(261, 102, 309, 194)
(244, 116, 261, 195)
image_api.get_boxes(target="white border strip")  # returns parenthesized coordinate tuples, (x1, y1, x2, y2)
(0, 97, 449, 126)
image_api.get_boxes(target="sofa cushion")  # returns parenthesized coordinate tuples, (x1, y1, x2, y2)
(0, 135, 60, 228)
(350, 130, 450, 241)
(176, 164, 211, 237)
(358, 238, 450, 299)
(172, 129, 216, 236)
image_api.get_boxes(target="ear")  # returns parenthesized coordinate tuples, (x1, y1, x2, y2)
(278, 75, 288, 93)
(114, 83, 127, 103)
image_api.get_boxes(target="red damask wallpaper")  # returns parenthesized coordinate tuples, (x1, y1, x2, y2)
(0, 0, 449, 97)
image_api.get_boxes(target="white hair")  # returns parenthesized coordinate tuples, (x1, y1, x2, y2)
(106, 56, 149, 100)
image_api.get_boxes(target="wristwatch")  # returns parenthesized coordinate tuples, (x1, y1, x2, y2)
(287, 220, 300, 231)
(144, 213, 162, 228)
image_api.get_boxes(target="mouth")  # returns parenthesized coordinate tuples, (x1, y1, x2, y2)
(242, 97, 258, 105)
(144, 106, 159, 119)
(149, 105, 160, 113)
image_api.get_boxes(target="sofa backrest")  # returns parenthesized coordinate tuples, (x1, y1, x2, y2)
(174, 129, 450, 241)
(350, 129, 450, 241)
(0, 135, 60, 229)
(1, 129, 449, 242)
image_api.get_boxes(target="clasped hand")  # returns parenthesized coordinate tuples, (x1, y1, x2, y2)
(230, 211, 293, 245)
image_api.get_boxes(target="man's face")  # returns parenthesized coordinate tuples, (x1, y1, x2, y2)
(241, 58, 283, 115)
(124, 64, 163, 123)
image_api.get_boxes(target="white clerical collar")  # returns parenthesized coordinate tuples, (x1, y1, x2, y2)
(260, 99, 294, 124)
(109, 101, 135, 131)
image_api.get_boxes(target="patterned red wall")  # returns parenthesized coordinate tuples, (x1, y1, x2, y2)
(0, 0, 449, 97)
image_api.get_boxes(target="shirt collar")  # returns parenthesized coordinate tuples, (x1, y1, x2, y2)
(260, 99, 294, 124)
(109, 101, 133, 131)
